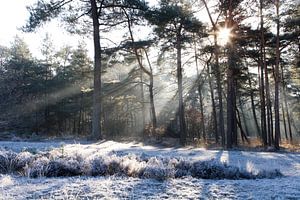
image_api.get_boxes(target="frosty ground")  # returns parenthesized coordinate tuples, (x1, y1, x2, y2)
(0, 140, 300, 199)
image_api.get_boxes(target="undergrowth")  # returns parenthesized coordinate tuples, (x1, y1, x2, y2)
(0, 149, 283, 180)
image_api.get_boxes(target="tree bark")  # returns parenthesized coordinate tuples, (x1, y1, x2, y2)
(215, 35, 226, 147)
(177, 29, 187, 145)
(259, 0, 268, 146)
(274, 0, 281, 149)
(144, 50, 157, 133)
(206, 62, 218, 143)
(91, 0, 102, 140)
(247, 70, 261, 136)
(281, 69, 293, 142)
(236, 107, 250, 144)
(226, 0, 237, 149)
(281, 99, 288, 140)
(140, 70, 146, 134)
(198, 84, 206, 141)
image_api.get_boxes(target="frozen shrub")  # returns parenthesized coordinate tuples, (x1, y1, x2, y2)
(90, 157, 108, 176)
(142, 166, 174, 181)
(237, 169, 253, 179)
(191, 160, 243, 179)
(141, 157, 175, 180)
(21, 147, 38, 154)
(120, 154, 145, 177)
(107, 158, 122, 175)
(190, 160, 221, 179)
(146, 157, 164, 167)
(0, 149, 284, 180)
(167, 158, 179, 168)
(256, 169, 283, 179)
(15, 151, 34, 171)
(26, 156, 50, 178)
(45, 157, 83, 177)
(174, 159, 192, 178)
(0, 150, 17, 174)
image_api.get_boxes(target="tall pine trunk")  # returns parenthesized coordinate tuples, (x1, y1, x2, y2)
(215, 35, 225, 147)
(226, 0, 237, 149)
(140, 71, 146, 135)
(281, 66, 293, 142)
(206, 62, 218, 143)
(198, 84, 206, 141)
(259, 0, 267, 146)
(177, 30, 187, 145)
(91, 0, 102, 140)
(247, 70, 261, 136)
(274, 0, 281, 149)
(144, 50, 157, 134)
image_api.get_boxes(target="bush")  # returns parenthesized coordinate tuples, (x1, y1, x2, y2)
(89, 157, 108, 176)
(0, 150, 283, 180)
(141, 157, 175, 180)
(0, 150, 17, 174)
(174, 159, 192, 178)
(120, 154, 145, 177)
(45, 157, 83, 177)
(26, 156, 50, 178)
(15, 151, 35, 174)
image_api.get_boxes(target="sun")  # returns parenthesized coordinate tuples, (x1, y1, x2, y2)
(217, 27, 232, 46)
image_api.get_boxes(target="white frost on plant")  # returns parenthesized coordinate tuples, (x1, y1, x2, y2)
(246, 160, 258, 174)
(0, 175, 14, 187)
(0, 140, 299, 199)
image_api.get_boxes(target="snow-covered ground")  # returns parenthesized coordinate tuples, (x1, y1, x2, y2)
(1, 140, 300, 199)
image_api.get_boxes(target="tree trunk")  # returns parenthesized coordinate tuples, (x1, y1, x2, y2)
(226, 63, 234, 149)
(226, 0, 237, 149)
(144, 50, 157, 134)
(247, 70, 261, 136)
(177, 30, 187, 145)
(140, 71, 146, 134)
(215, 35, 226, 147)
(282, 80, 293, 142)
(207, 63, 218, 143)
(195, 40, 206, 142)
(281, 99, 288, 140)
(198, 84, 206, 141)
(259, 0, 268, 146)
(239, 96, 250, 137)
(263, 25, 272, 145)
(202, 0, 224, 145)
(123, 9, 155, 137)
(274, 0, 280, 150)
(78, 92, 83, 135)
(91, 0, 102, 140)
(236, 107, 250, 144)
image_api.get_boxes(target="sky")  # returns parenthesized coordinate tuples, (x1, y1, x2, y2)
(0, 0, 209, 59)
(0, 0, 90, 58)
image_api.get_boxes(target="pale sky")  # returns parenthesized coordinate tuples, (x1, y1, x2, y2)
(0, 0, 90, 58)
(0, 0, 208, 59)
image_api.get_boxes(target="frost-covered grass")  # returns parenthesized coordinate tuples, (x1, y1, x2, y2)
(0, 140, 300, 199)
(0, 148, 283, 180)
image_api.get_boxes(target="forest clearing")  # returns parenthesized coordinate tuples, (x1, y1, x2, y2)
(0, 140, 299, 199)
(0, 0, 299, 199)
